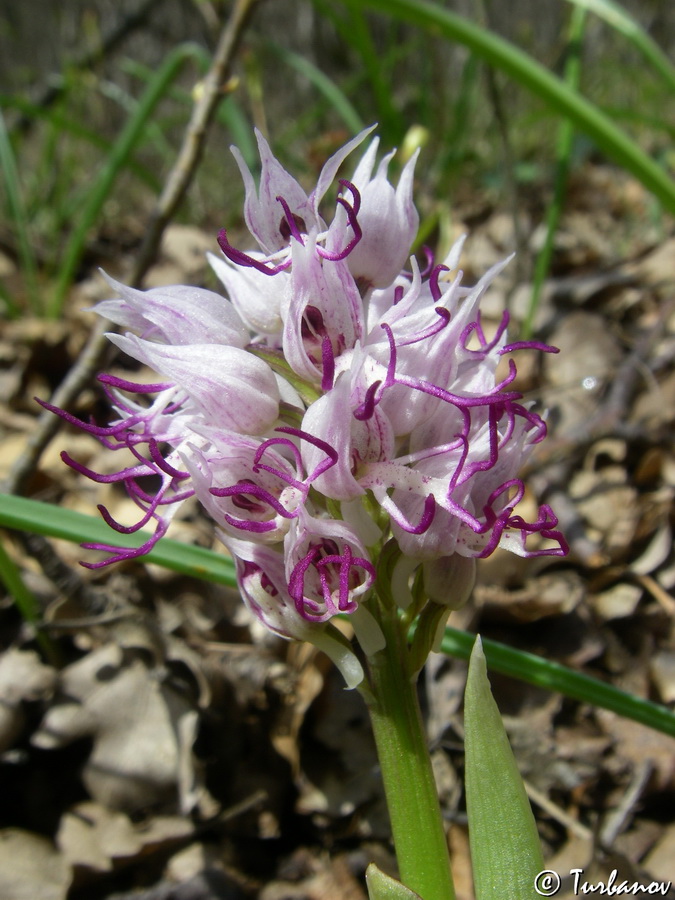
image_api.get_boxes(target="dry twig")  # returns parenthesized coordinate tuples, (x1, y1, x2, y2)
(4, 0, 260, 499)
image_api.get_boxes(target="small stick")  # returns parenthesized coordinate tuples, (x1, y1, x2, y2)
(3, 0, 260, 498)
(11, 0, 157, 135)
(524, 779, 593, 842)
(599, 759, 653, 849)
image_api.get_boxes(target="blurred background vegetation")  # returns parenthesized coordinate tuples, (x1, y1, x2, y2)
(0, 0, 673, 322)
(1, 10, 675, 889)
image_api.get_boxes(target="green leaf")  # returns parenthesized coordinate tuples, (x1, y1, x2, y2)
(523, 3, 587, 339)
(366, 864, 424, 900)
(264, 41, 364, 134)
(0, 494, 237, 587)
(464, 637, 544, 900)
(4, 493, 674, 740)
(563, 0, 675, 94)
(49, 42, 206, 318)
(359, 0, 675, 216)
(0, 107, 39, 315)
(438, 626, 675, 739)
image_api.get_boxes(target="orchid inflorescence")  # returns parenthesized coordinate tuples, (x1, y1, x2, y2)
(43, 127, 567, 679)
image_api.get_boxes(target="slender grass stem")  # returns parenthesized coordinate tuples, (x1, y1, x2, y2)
(0, 494, 237, 587)
(0, 108, 40, 316)
(0, 538, 60, 664)
(2, 495, 674, 738)
(523, 4, 587, 339)
(563, 0, 675, 95)
(359, 0, 675, 216)
(438, 626, 675, 739)
(49, 42, 205, 318)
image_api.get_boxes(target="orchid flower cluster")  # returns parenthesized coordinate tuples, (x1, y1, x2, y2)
(45, 127, 567, 683)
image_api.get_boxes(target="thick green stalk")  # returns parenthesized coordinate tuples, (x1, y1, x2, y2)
(365, 604, 455, 900)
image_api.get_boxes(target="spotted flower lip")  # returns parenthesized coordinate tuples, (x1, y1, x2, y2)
(285, 509, 376, 623)
(45, 126, 567, 652)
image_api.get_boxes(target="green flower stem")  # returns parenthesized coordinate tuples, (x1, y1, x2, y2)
(364, 601, 455, 900)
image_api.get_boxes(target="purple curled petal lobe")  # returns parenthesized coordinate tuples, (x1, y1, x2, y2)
(223, 515, 278, 534)
(61, 451, 152, 484)
(501, 340, 559, 354)
(288, 542, 374, 623)
(216, 229, 291, 276)
(353, 380, 381, 421)
(429, 265, 450, 301)
(97, 374, 173, 393)
(275, 195, 305, 243)
(36, 397, 143, 438)
(316, 183, 363, 262)
(380, 492, 436, 535)
(275, 425, 339, 482)
(80, 519, 169, 569)
(96, 502, 158, 535)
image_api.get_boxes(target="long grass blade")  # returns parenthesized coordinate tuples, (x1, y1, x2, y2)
(3, 493, 674, 737)
(0, 493, 237, 587)
(0, 107, 40, 316)
(359, 0, 675, 216)
(564, 0, 675, 94)
(438, 625, 675, 739)
(265, 42, 364, 134)
(342, 0, 401, 140)
(48, 42, 205, 319)
(0, 538, 60, 663)
(523, 4, 586, 339)
(1, 93, 162, 191)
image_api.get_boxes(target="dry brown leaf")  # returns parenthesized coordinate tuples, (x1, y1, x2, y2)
(628, 237, 675, 290)
(476, 571, 585, 622)
(0, 829, 70, 900)
(630, 522, 673, 576)
(57, 800, 194, 878)
(570, 466, 639, 554)
(591, 583, 643, 620)
(259, 853, 366, 900)
(596, 709, 675, 791)
(544, 834, 594, 900)
(544, 312, 623, 433)
(649, 650, 675, 705)
(448, 824, 474, 900)
(32, 643, 200, 813)
(0, 648, 57, 753)
(144, 224, 213, 287)
(643, 823, 675, 884)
